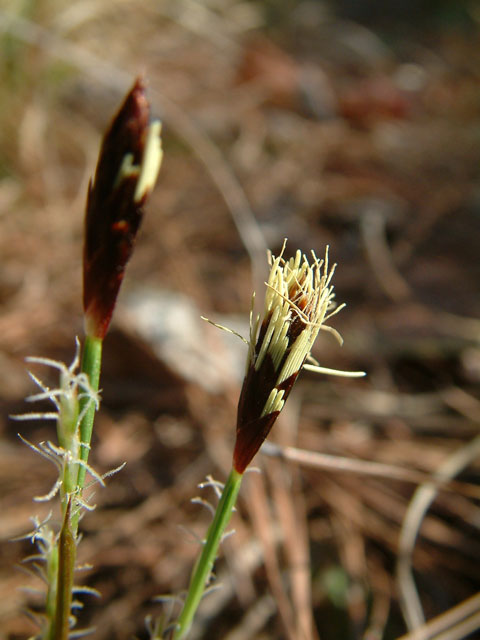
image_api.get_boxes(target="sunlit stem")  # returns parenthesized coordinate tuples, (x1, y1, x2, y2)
(46, 333, 102, 639)
(58, 395, 80, 511)
(76, 335, 103, 492)
(173, 468, 243, 640)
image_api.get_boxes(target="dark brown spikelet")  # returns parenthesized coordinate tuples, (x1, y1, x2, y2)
(233, 356, 299, 473)
(83, 77, 162, 338)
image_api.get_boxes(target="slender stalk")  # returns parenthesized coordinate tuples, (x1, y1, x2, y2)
(48, 338, 102, 638)
(76, 335, 103, 492)
(173, 468, 243, 640)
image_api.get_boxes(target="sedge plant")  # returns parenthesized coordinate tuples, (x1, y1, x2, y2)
(172, 244, 365, 639)
(16, 77, 162, 639)
(16, 74, 363, 640)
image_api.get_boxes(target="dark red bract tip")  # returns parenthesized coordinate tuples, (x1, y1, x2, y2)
(83, 77, 155, 339)
(233, 356, 299, 473)
(233, 411, 280, 474)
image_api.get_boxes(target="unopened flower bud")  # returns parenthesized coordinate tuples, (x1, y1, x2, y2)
(83, 77, 163, 339)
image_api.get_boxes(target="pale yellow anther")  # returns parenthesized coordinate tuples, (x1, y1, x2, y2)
(134, 120, 163, 203)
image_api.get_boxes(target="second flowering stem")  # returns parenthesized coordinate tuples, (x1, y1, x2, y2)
(173, 468, 243, 640)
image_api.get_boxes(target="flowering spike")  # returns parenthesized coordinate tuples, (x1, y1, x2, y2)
(83, 77, 163, 339)
(233, 244, 344, 473)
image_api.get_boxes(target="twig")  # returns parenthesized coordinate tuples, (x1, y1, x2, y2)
(261, 441, 480, 499)
(396, 592, 480, 640)
(360, 205, 411, 302)
(396, 434, 480, 631)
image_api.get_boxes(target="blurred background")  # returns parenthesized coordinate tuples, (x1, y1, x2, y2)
(1, 1, 480, 639)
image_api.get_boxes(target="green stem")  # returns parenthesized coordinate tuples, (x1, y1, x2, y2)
(76, 335, 103, 492)
(47, 337, 102, 637)
(173, 468, 243, 640)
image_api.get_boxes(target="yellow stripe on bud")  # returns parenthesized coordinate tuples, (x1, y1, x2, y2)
(134, 120, 163, 203)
